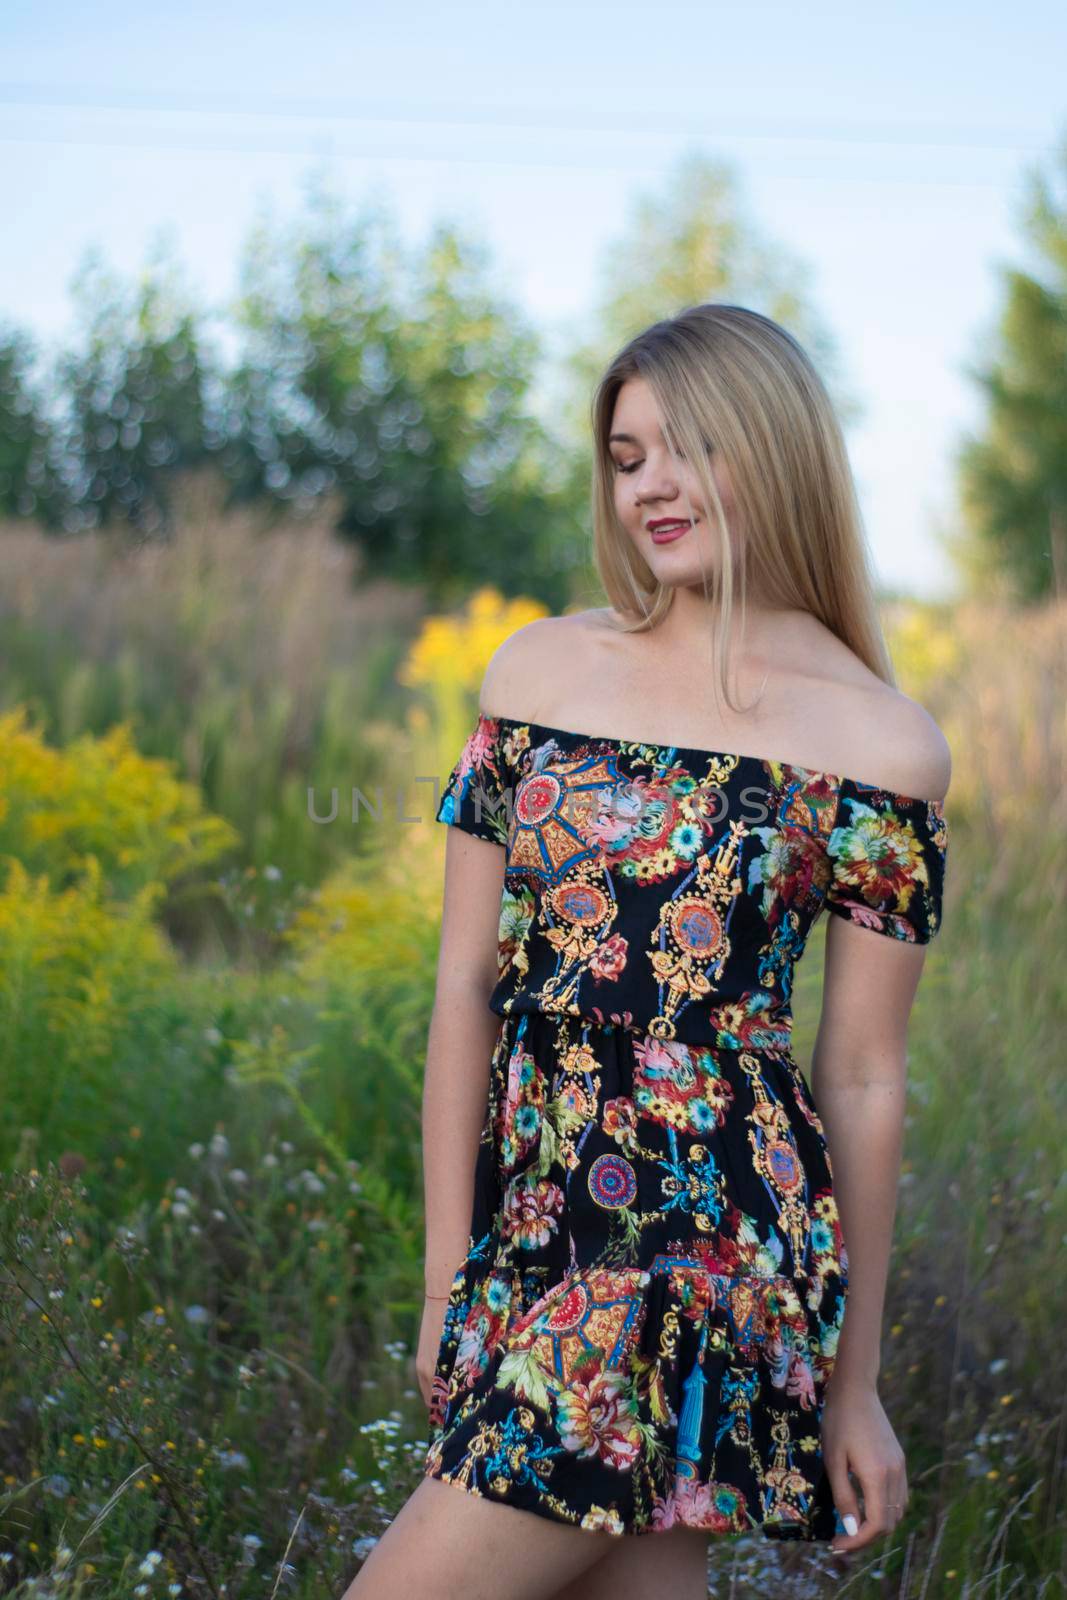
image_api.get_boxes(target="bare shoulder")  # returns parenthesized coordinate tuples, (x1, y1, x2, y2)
(479, 610, 602, 722)
(859, 684, 952, 803)
(790, 612, 952, 802)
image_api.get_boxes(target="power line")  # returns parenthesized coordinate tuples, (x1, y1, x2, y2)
(0, 80, 1060, 155)
(0, 128, 1040, 189)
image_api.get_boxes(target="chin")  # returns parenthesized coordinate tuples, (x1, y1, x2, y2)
(647, 552, 717, 582)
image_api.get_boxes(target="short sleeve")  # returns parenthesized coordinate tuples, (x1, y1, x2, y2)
(824, 776, 947, 944)
(435, 711, 510, 848)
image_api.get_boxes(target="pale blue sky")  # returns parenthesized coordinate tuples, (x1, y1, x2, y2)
(3, 1, 1065, 598)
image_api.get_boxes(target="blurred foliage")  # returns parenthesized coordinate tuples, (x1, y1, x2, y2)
(0, 706, 238, 896)
(400, 585, 548, 697)
(216, 187, 582, 610)
(954, 131, 1067, 602)
(0, 472, 426, 913)
(0, 179, 584, 611)
(1, 142, 1066, 606)
(0, 852, 177, 1143)
(0, 153, 873, 616)
(52, 242, 222, 540)
(882, 598, 965, 704)
(399, 583, 549, 765)
(0, 321, 66, 528)
(0, 710, 237, 1157)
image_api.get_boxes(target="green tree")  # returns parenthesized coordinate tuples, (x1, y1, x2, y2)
(954, 133, 1067, 602)
(0, 322, 66, 528)
(51, 235, 223, 540)
(217, 178, 576, 609)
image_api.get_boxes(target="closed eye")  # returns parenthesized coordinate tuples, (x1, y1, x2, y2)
(611, 443, 709, 473)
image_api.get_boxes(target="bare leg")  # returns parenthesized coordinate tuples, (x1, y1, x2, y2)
(342, 1474, 621, 1600)
(547, 1526, 712, 1600)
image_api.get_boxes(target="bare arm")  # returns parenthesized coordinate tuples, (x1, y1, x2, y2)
(812, 913, 931, 1554)
(814, 696, 950, 1393)
(422, 821, 507, 1297)
(811, 922, 928, 1388)
(810, 696, 951, 1555)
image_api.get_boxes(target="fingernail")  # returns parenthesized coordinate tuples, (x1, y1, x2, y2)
(843, 1514, 859, 1536)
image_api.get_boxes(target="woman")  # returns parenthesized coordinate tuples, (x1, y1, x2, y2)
(349, 304, 950, 1600)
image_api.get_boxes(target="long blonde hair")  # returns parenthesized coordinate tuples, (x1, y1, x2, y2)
(590, 303, 895, 713)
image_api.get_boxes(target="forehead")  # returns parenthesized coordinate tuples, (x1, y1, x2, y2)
(608, 376, 673, 446)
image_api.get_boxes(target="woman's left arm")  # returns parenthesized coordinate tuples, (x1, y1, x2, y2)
(813, 703, 951, 1555)
(812, 926, 930, 1556)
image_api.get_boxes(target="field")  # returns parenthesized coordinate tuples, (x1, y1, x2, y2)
(1, 479, 1065, 1597)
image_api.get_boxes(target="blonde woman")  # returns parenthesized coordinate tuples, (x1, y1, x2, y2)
(348, 304, 950, 1600)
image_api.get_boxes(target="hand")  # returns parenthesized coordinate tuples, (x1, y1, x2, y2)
(822, 1375, 909, 1555)
(415, 1291, 453, 1411)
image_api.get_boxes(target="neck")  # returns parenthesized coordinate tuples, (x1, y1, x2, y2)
(648, 585, 797, 657)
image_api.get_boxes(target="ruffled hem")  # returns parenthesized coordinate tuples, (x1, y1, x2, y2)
(424, 1253, 845, 1542)
(424, 1453, 836, 1541)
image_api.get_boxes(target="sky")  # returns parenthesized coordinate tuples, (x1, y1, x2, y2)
(2, 0, 1065, 600)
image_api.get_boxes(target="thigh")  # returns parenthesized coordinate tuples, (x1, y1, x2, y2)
(548, 1525, 712, 1600)
(342, 1474, 619, 1600)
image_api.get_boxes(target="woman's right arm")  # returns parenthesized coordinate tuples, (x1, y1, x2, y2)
(421, 822, 506, 1300)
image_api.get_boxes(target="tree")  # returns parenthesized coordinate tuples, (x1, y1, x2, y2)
(954, 132, 1067, 602)
(0, 323, 66, 528)
(50, 235, 223, 540)
(216, 178, 576, 608)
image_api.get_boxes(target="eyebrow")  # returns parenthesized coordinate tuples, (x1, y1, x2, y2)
(608, 429, 665, 445)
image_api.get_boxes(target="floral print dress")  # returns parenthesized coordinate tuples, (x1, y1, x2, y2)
(423, 712, 948, 1542)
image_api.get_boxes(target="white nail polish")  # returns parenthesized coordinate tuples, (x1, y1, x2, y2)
(843, 1514, 859, 1536)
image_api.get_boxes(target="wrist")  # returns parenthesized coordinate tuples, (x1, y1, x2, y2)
(828, 1360, 881, 1394)
(424, 1268, 462, 1299)
(424, 1253, 466, 1300)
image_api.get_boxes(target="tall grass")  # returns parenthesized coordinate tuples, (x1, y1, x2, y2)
(0, 469, 426, 906)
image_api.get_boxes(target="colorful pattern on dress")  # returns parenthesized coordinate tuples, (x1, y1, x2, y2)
(425, 713, 948, 1541)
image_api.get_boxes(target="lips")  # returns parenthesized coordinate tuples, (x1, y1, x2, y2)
(648, 518, 694, 544)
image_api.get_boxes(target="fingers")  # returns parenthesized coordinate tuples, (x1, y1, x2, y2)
(827, 1457, 862, 1554)
(888, 1458, 909, 1529)
(829, 1459, 909, 1555)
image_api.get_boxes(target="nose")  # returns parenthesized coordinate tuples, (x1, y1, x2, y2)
(632, 463, 681, 503)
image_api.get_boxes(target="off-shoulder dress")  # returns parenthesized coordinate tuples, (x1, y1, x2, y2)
(422, 712, 947, 1542)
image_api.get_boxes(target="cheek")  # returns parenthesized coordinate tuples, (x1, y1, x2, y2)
(614, 477, 637, 519)
(682, 469, 709, 515)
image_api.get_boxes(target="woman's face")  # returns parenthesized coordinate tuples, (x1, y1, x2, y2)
(607, 376, 740, 586)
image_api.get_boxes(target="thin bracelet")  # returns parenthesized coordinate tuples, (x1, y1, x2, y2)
(424, 1289, 451, 1300)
